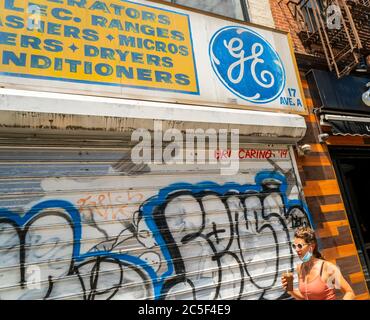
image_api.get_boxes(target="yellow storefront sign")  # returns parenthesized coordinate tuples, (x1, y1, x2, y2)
(0, 0, 199, 94)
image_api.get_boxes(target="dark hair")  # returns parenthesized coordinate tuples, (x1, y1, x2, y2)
(294, 226, 325, 260)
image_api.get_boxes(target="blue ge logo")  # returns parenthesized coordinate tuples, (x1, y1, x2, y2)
(209, 26, 286, 104)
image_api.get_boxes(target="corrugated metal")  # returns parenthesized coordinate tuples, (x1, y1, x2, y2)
(0, 140, 311, 300)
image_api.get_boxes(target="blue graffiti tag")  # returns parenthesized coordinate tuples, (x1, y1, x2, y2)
(140, 171, 312, 299)
(0, 200, 161, 299)
(0, 171, 311, 300)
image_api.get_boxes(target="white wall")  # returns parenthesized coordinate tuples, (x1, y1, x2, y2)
(245, 0, 276, 28)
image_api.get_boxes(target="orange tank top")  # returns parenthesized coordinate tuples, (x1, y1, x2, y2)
(298, 261, 336, 300)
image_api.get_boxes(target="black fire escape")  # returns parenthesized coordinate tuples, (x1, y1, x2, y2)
(288, 0, 370, 78)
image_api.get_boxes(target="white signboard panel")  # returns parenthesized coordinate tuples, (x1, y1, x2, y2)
(0, 0, 306, 114)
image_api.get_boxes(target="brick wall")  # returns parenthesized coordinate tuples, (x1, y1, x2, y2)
(270, 0, 369, 300)
(268, 0, 305, 52)
(295, 72, 370, 300)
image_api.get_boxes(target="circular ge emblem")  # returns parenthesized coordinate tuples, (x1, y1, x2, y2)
(209, 26, 286, 104)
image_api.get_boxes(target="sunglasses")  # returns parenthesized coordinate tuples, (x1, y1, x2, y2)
(291, 243, 309, 250)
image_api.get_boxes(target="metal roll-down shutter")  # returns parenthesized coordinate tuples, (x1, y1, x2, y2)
(0, 90, 311, 300)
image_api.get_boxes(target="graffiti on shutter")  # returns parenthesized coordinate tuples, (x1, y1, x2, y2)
(0, 145, 310, 299)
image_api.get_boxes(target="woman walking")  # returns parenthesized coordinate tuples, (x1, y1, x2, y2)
(282, 226, 355, 300)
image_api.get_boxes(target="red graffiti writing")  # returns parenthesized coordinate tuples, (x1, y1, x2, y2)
(214, 149, 289, 160)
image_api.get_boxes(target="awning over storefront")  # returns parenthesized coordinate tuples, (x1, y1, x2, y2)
(0, 88, 307, 143)
(306, 69, 370, 114)
(323, 114, 370, 136)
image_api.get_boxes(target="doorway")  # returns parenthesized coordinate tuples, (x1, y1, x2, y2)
(330, 147, 370, 290)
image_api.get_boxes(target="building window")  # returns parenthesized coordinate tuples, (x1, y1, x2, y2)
(299, 0, 326, 33)
(162, 0, 249, 22)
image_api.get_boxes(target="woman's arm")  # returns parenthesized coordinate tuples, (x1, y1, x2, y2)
(287, 289, 305, 300)
(281, 265, 306, 300)
(281, 277, 305, 299)
(326, 262, 355, 300)
(339, 273, 355, 300)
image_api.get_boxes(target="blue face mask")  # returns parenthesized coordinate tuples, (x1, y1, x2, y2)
(301, 249, 313, 263)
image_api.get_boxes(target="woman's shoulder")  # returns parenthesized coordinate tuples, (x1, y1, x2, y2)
(320, 260, 336, 269)
(320, 260, 340, 275)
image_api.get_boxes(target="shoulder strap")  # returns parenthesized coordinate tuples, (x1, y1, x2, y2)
(320, 261, 325, 277)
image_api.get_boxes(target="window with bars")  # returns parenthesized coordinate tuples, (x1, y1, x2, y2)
(162, 0, 249, 22)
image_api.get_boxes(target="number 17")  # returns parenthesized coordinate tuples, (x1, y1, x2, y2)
(288, 88, 296, 97)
